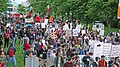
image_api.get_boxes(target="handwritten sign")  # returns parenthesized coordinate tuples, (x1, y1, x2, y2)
(111, 45, 120, 57)
(102, 43, 111, 56)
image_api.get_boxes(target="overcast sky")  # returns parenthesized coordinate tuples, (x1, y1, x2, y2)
(10, 0, 27, 4)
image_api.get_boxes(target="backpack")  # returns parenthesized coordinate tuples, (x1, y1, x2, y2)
(8, 48, 14, 57)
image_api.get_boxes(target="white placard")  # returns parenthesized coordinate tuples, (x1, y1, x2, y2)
(76, 24, 81, 33)
(82, 30, 86, 34)
(102, 43, 111, 56)
(6, 23, 11, 27)
(111, 45, 120, 57)
(73, 29, 78, 36)
(44, 19, 48, 25)
(93, 42, 104, 57)
(41, 23, 45, 28)
(25, 18, 34, 23)
(25, 56, 39, 67)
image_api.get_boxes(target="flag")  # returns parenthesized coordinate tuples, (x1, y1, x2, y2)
(25, 12, 33, 18)
(117, 0, 120, 19)
(49, 16, 53, 22)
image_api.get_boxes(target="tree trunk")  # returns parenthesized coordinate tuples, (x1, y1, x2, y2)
(106, 15, 110, 33)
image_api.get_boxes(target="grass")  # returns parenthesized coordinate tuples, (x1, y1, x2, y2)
(3, 38, 24, 67)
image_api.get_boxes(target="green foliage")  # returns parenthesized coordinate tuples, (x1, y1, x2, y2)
(0, 0, 8, 13)
(18, 0, 119, 28)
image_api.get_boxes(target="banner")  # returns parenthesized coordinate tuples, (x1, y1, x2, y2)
(25, 56, 39, 67)
(93, 42, 103, 57)
(117, 0, 120, 19)
(102, 43, 111, 56)
(73, 29, 78, 36)
(111, 45, 120, 57)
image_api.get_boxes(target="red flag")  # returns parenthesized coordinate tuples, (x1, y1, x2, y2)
(117, 0, 120, 19)
(25, 12, 33, 18)
(35, 16, 41, 22)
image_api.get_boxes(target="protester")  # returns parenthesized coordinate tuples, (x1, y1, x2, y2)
(23, 40, 31, 51)
(108, 57, 115, 67)
(99, 55, 107, 67)
(82, 52, 91, 67)
(0, 51, 7, 67)
(0, 33, 3, 48)
(92, 57, 100, 67)
(6, 44, 17, 67)
(4, 31, 10, 48)
(63, 57, 73, 67)
(78, 47, 84, 55)
(54, 51, 64, 67)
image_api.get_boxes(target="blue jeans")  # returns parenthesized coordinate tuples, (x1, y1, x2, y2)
(12, 37, 16, 47)
(6, 56, 17, 67)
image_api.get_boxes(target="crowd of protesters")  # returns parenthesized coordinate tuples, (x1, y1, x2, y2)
(0, 14, 119, 67)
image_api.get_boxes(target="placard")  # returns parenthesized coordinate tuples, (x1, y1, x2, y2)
(93, 42, 104, 57)
(41, 23, 45, 28)
(25, 56, 39, 67)
(102, 43, 111, 56)
(111, 45, 120, 57)
(6, 23, 11, 27)
(66, 29, 72, 37)
(82, 30, 86, 34)
(73, 29, 78, 36)
(44, 19, 48, 25)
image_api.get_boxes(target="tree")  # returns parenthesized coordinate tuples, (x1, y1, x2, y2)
(0, 0, 9, 13)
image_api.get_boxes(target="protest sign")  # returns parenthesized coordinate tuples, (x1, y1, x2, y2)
(93, 42, 104, 57)
(111, 45, 120, 57)
(25, 18, 34, 23)
(6, 23, 10, 27)
(73, 29, 78, 36)
(102, 43, 111, 56)
(76, 24, 81, 32)
(25, 56, 39, 67)
(82, 30, 86, 34)
(41, 23, 46, 28)
(44, 19, 48, 25)
(66, 29, 72, 38)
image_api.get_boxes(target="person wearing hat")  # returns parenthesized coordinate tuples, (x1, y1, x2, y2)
(99, 55, 107, 67)
(63, 56, 73, 67)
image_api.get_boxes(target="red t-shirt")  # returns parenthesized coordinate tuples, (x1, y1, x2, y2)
(24, 43, 31, 50)
(99, 59, 107, 67)
(63, 62, 73, 67)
